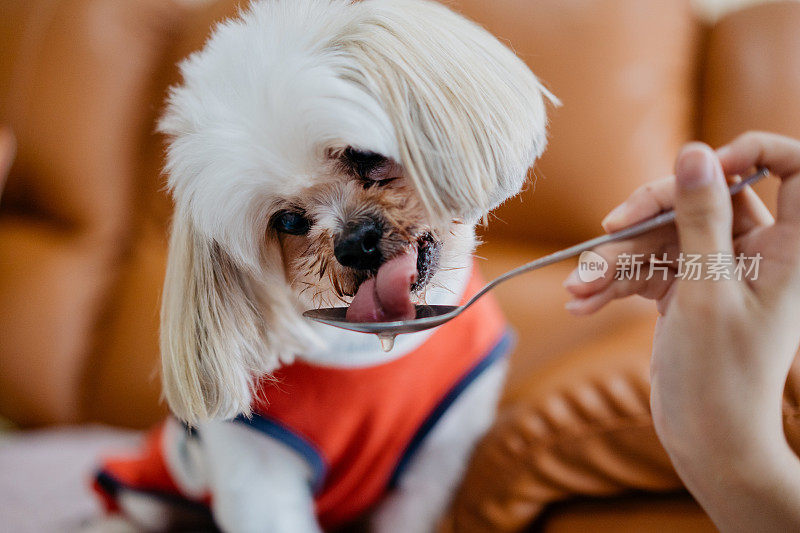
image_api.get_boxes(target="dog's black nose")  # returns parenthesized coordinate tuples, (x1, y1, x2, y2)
(334, 219, 383, 270)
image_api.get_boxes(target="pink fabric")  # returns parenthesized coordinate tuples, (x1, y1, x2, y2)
(0, 426, 140, 532)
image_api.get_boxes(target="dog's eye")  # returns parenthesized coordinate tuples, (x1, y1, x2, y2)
(342, 147, 398, 185)
(344, 147, 385, 176)
(273, 211, 311, 236)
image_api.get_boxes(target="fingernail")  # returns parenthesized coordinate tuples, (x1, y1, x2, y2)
(565, 299, 581, 311)
(676, 144, 716, 190)
(563, 268, 581, 288)
(601, 202, 628, 230)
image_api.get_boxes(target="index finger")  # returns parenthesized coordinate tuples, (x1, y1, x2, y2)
(602, 172, 772, 235)
(717, 132, 800, 224)
(718, 131, 800, 178)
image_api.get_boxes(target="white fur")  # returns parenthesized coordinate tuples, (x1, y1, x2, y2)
(201, 421, 322, 533)
(142, 0, 553, 530)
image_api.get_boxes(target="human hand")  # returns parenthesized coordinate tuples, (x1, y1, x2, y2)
(564, 132, 800, 531)
(0, 127, 14, 195)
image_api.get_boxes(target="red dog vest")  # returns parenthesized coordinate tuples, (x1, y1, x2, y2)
(95, 267, 511, 530)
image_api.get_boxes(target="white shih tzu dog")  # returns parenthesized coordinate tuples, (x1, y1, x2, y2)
(93, 0, 553, 531)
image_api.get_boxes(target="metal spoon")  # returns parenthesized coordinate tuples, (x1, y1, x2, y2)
(303, 168, 768, 346)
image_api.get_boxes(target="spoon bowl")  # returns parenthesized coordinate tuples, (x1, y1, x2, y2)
(302, 305, 459, 335)
(303, 168, 768, 338)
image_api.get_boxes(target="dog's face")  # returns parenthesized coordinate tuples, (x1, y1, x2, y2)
(158, 0, 554, 423)
(273, 147, 456, 309)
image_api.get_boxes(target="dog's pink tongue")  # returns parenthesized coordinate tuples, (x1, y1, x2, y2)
(346, 250, 418, 322)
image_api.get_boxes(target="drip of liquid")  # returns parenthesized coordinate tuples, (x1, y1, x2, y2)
(378, 334, 396, 352)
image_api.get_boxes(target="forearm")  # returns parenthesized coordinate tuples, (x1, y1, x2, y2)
(668, 435, 800, 532)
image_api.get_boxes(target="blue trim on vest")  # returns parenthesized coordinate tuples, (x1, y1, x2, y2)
(233, 413, 328, 494)
(388, 330, 515, 488)
(94, 469, 212, 515)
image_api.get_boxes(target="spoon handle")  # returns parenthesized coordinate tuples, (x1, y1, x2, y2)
(460, 167, 769, 314)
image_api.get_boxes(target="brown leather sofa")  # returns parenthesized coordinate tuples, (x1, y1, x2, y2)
(2, 0, 800, 531)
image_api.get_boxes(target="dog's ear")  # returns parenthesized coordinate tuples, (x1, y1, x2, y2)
(160, 212, 264, 423)
(160, 209, 322, 424)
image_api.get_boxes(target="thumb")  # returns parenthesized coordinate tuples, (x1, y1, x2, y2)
(674, 143, 734, 257)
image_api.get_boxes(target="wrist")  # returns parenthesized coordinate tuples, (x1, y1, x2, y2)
(654, 398, 787, 472)
(662, 423, 794, 488)
(669, 437, 800, 532)
(653, 379, 787, 453)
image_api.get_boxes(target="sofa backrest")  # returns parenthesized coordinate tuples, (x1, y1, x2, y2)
(1, 0, 799, 427)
